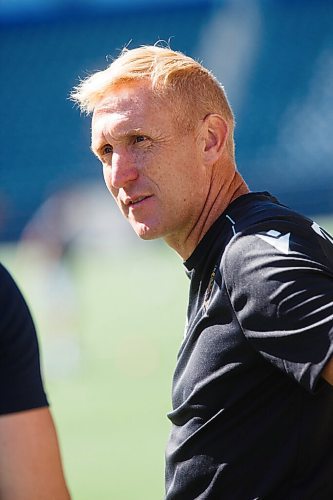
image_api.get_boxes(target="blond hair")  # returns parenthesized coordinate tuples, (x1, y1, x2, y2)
(71, 45, 235, 157)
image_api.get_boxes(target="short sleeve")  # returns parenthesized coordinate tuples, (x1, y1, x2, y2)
(223, 220, 333, 393)
(0, 263, 48, 414)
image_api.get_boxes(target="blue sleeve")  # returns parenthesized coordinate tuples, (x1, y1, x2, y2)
(223, 219, 333, 393)
(0, 263, 48, 414)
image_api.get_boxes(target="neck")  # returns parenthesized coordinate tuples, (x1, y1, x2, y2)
(165, 163, 249, 260)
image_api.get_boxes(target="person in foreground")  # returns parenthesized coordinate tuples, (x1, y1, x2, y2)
(71, 45, 333, 499)
(0, 262, 70, 499)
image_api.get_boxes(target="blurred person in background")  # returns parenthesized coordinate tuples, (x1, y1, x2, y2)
(0, 262, 70, 499)
(71, 45, 333, 499)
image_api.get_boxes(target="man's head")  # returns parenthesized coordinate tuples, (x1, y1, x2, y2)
(71, 45, 235, 158)
(71, 45, 241, 258)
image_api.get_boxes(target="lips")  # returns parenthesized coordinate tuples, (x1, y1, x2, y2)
(130, 196, 147, 205)
(124, 195, 152, 206)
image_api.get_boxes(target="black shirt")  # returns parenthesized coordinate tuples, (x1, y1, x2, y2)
(0, 262, 48, 414)
(165, 193, 333, 499)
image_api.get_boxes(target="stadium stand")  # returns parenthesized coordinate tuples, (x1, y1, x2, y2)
(0, 0, 332, 241)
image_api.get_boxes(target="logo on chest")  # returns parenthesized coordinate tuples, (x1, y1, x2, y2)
(203, 263, 218, 312)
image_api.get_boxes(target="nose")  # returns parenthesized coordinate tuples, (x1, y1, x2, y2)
(107, 149, 139, 190)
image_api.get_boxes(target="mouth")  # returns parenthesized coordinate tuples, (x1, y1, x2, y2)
(130, 196, 148, 205)
(125, 195, 152, 207)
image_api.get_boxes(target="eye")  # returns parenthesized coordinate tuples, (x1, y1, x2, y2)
(102, 144, 113, 155)
(134, 135, 147, 144)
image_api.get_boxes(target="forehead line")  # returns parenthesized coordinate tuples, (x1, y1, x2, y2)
(93, 108, 146, 137)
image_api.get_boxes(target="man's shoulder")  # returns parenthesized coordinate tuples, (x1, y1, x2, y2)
(224, 191, 312, 236)
(221, 196, 333, 284)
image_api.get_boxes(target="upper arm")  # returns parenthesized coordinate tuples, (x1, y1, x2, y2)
(0, 407, 70, 500)
(223, 221, 333, 392)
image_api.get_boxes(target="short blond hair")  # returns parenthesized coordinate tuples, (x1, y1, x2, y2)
(71, 45, 235, 157)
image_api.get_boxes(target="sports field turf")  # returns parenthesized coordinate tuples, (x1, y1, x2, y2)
(1, 214, 332, 499)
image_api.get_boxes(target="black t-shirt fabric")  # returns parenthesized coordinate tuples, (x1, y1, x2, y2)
(0, 262, 48, 414)
(165, 192, 333, 500)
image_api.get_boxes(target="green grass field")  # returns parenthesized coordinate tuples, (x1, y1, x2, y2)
(1, 242, 188, 500)
(1, 214, 332, 499)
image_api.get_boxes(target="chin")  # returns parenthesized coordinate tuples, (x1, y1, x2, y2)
(132, 222, 163, 241)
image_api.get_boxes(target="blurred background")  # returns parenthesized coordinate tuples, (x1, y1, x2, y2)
(0, 0, 332, 498)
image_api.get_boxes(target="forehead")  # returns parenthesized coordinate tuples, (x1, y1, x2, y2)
(95, 82, 153, 112)
(92, 83, 165, 132)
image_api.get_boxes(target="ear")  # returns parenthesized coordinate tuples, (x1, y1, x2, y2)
(201, 113, 228, 165)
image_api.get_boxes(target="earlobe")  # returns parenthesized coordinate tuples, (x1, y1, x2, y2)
(202, 114, 228, 165)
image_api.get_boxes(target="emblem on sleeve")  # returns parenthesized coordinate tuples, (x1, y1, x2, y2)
(256, 230, 291, 254)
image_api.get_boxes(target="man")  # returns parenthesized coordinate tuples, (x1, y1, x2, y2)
(0, 262, 70, 499)
(71, 45, 333, 499)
